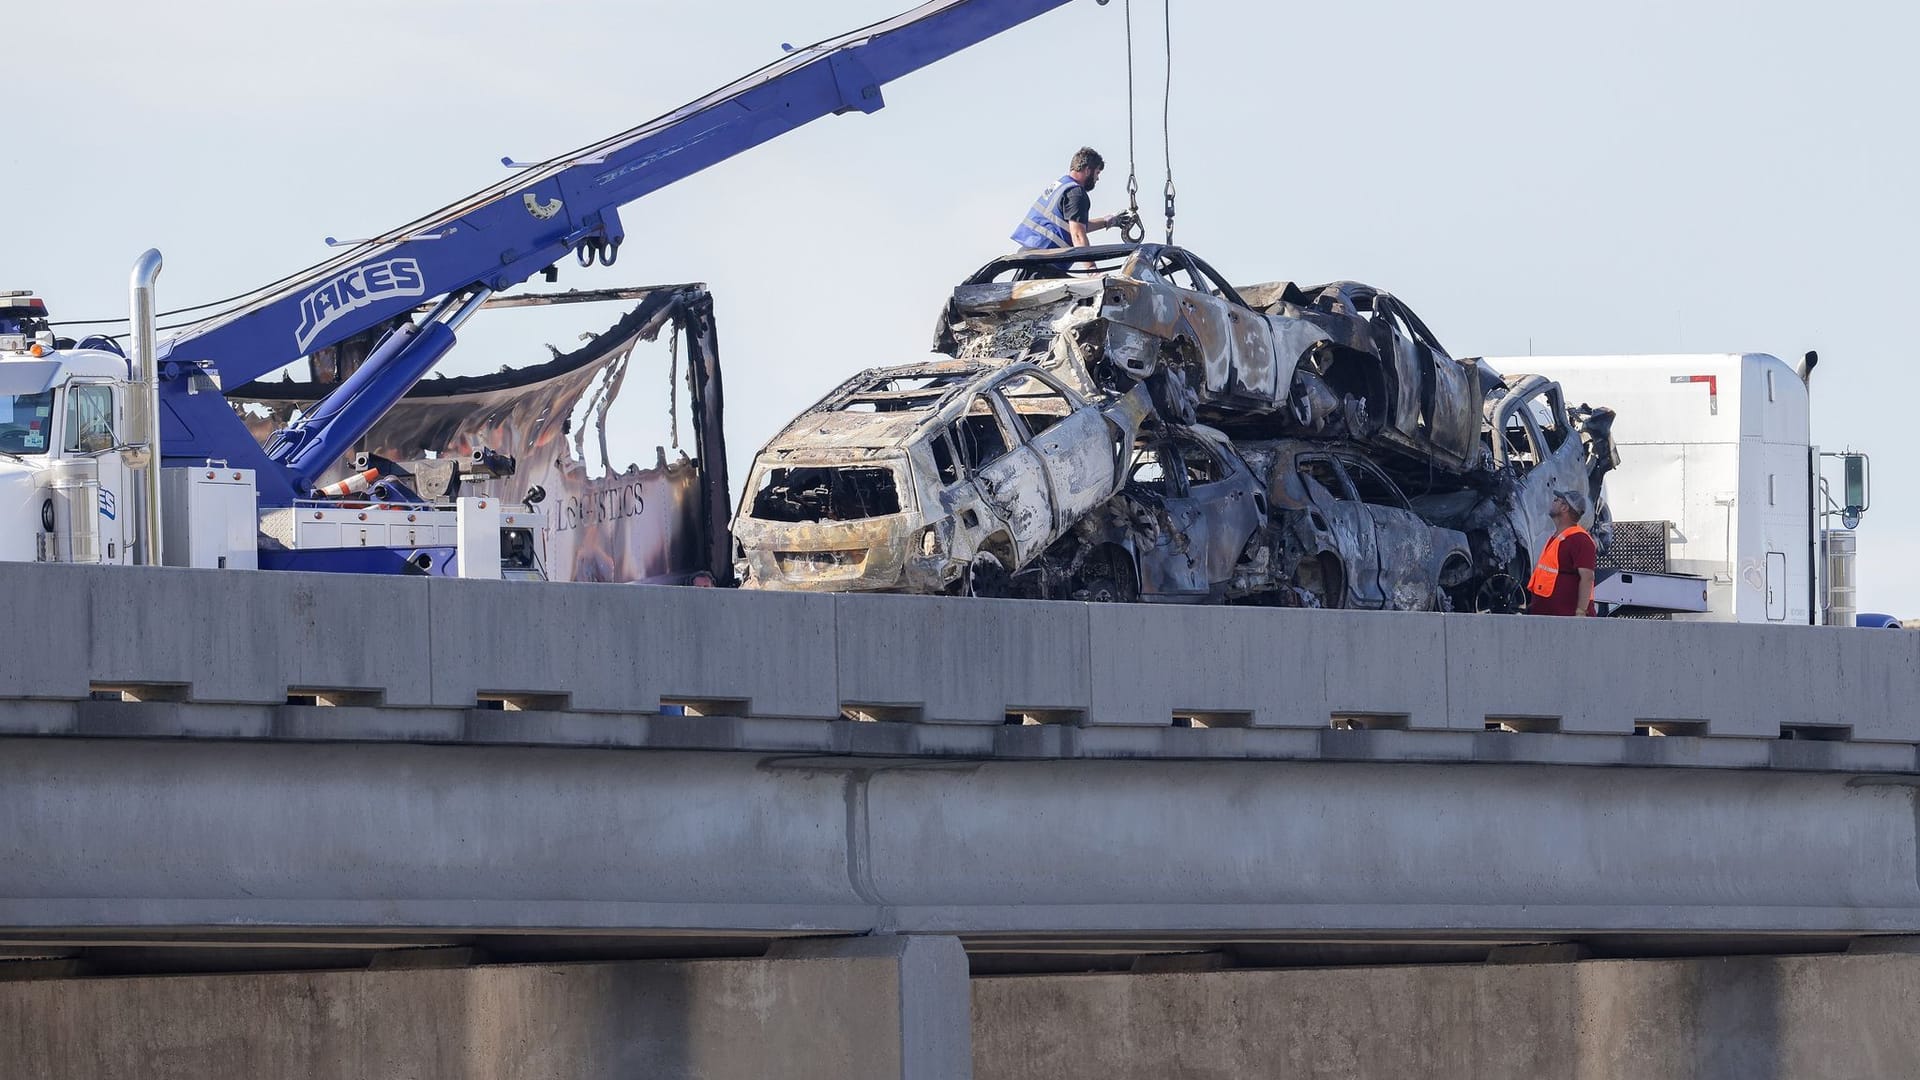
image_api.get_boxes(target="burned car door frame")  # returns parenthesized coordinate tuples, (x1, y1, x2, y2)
(1172, 430, 1267, 598)
(1122, 437, 1210, 596)
(1336, 450, 1470, 612)
(1267, 444, 1469, 611)
(1161, 248, 1285, 408)
(998, 370, 1125, 526)
(952, 384, 1054, 568)
(1286, 450, 1382, 609)
(1131, 247, 1284, 413)
(1369, 292, 1482, 473)
(1285, 282, 1483, 474)
(1490, 374, 1600, 562)
(1096, 427, 1267, 602)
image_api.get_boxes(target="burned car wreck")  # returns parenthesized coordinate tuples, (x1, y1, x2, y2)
(743, 244, 1616, 609)
(731, 360, 1151, 594)
(936, 244, 1488, 475)
(1057, 429, 1475, 609)
(1408, 373, 1617, 611)
(737, 398, 1482, 608)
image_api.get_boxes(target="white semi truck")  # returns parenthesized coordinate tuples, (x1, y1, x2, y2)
(1, 280, 517, 577)
(1491, 352, 1868, 625)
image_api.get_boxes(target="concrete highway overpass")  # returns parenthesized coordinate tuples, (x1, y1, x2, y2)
(4, 563, 1919, 1078)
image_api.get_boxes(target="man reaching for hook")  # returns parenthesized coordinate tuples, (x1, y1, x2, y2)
(1010, 147, 1139, 251)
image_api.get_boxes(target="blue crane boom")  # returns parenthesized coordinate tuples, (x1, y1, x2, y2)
(154, 0, 1082, 501)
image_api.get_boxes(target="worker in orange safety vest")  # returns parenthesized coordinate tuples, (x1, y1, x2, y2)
(1527, 488, 1596, 617)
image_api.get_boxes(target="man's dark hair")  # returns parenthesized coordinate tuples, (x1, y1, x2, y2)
(1070, 147, 1104, 173)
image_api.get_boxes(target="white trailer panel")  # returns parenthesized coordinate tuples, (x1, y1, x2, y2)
(1488, 353, 1815, 623)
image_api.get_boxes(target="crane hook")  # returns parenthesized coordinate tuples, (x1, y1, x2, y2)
(1122, 173, 1145, 243)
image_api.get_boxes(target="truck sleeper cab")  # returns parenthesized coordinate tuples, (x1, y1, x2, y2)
(1494, 353, 1833, 623)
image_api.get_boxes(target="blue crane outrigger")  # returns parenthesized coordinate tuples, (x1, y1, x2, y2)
(152, 0, 1082, 518)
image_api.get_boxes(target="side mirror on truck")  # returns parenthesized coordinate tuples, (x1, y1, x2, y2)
(1842, 453, 1869, 529)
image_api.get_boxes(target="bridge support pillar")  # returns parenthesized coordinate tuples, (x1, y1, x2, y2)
(768, 934, 974, 1080)
(0, 935, 974, 1080)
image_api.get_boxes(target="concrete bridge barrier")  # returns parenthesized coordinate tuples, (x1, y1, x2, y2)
(2, 563, 1916, 738)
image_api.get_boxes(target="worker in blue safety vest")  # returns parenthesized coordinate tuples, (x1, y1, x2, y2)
(1010, 147, 1135, 251)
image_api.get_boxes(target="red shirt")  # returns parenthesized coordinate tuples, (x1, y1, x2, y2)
(1529, 528, 1597, 616)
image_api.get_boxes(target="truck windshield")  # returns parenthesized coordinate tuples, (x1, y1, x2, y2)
(0, 390, 54, 455)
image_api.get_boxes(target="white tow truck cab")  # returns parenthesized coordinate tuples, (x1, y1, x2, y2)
(1493, 352, 1867, 624)
(1, 287, 519, 578)
(0, 293, 154, 565)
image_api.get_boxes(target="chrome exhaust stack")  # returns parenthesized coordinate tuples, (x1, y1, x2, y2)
(127, 249, 164, 566)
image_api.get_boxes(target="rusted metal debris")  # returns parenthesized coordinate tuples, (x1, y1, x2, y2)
(736, 244, 1616, 609)
(231, 286, 733, 585)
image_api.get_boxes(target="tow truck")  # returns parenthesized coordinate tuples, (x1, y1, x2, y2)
(0, 0, 1087, 579)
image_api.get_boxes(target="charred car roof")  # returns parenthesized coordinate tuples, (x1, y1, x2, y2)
(961, 244, 1149, 283)
(761, 359, 1075, 454)
(1236, 438, 1408, 508)
(961, 243, 1248, 299)
(950, 245, 1465, 369)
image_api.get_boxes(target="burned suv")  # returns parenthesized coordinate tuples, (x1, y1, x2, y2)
(732, 360, 1150, 593)
(937, 244, 1488, 475)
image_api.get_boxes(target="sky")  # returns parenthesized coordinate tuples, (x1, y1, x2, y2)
(12, 0, 1920, 613)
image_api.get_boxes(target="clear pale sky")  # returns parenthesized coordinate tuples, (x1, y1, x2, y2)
(13, 0, 1918, 613)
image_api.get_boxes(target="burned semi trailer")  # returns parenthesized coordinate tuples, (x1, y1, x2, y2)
(229, 285, 732, 585)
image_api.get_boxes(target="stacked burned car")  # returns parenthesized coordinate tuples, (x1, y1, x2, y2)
(936, 245, 1488, 472)
(730, 360, 1151, 595)
(1057, 428, 1473, 609)
(735, 243, 1615, 610)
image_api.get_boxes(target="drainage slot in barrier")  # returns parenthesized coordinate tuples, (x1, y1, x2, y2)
(1484, 716, 1560, 734)
(1333, 713, 1411, 731)
(842, 703, 925, 723)
(1004, 708, 1088, 726)
(1174, 711, 1252, 729)
(89, 682, 189, 703)
(476, 691, 572, 712)
(1779, 723, 1853, 742)
(286, 687, 385, 707)
(661, 697, 749, 718)
(1634, 720, 1706, 737)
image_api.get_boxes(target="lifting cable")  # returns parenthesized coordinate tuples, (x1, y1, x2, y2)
(1160, 0, 1176, 244)
(1120, 0, 1175, 245)
(1119, 0, 1144, 243)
